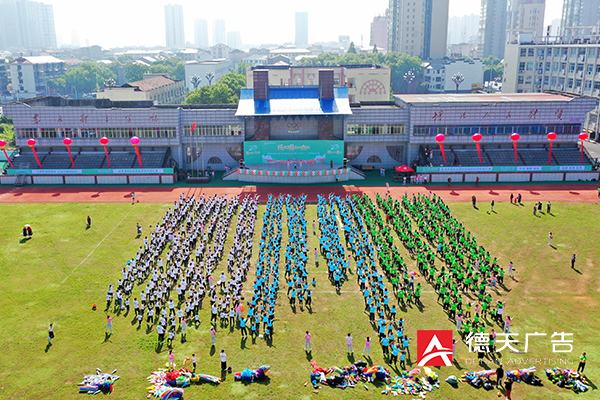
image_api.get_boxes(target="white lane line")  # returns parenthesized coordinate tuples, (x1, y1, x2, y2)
(60, 209, 133, 285)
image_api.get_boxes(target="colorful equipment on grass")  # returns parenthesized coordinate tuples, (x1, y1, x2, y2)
(147, 367, 221, 399)
(309, 361, 389, 390)
(234, 365, 270, 382)
(384, 367, 440, 396)
(77, 368, 119, 395)
(545, 368, 589, 393)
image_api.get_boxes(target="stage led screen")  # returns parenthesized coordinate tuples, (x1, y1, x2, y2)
(244, 140, 344, 165)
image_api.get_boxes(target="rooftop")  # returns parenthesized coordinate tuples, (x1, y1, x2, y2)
(123, 75, 181, 92)
(10, 56, 64, 65)
(236, 87, 352, 117)
(395, 93, 578, 105)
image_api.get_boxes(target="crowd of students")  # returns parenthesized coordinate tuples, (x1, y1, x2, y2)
(105, 193, 259, 346)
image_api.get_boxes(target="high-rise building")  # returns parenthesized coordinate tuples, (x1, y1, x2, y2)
(0, 0, 57, 50)
(164, 4, 185, 48)
(560, 0, 600, 37)
(194, 19, 209, 48)
(227, 31, 242, 49)
(387, 0, 448, 59)
(213, 19, 226, 46)
(478, 0, 508, 59)
(370, 13, 388, 50)
(506, 0, 546, 43)
(295, 12, 309, 48)
(447, 14, 479, 45)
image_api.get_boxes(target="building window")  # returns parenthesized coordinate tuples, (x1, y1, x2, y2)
(347, 124, 405, 135)
(207, 157, 222, 164)
(518, 76, 524, 84)
(528, 48, 534, 56)
(569, 63, 575, 73)
(520, 48, 527, 57)
(186, 125, 242, 136)
(585, 80, 592, 90)
(568, 78, 574, 88)
(366, 155, 382, 163)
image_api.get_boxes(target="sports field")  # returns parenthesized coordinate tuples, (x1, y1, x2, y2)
(0, 187, 599, 400)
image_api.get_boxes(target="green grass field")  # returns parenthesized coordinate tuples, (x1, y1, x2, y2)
(1, 198, 599, 400)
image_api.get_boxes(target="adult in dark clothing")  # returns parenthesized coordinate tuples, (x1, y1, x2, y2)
(505, 379, 513, 399)
(496, 364, 504, 387)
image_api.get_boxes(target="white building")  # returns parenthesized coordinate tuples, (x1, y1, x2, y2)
(503, 36, 600, 97)
(295, 12, 309, 48)
(164, 4, 185, 49)
(0, 0, 57, 50)
(560, 0, 600, 38)
(506, 0, 546, 43)
(8, 56, 65, 99)
(387, 0, 448, 59)
(194, 19, 209, 49)
(423, 59, 484, 93)
(227, 31, 242, 50)
(213, 20, 226, 46)
(478, 0, 508, 59)
(370, 14, 388, 50)
(447, 14, 479, 46)
(184, 59, 231, 91)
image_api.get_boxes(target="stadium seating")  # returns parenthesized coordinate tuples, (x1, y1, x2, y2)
(10, 154, 45, 169)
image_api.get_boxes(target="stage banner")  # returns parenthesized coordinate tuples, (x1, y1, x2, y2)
(244, 140, 344, 165)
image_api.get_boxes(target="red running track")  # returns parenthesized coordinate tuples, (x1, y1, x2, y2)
(0, 184, 598, 204)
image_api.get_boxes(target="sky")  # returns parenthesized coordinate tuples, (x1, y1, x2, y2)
(48, 0, 564, 49)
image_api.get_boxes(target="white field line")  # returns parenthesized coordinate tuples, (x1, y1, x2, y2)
(60, 209, 133, 285)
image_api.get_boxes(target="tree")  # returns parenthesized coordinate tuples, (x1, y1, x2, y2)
(373, 45, 378, 53)
(347, 42, 357, 54)
(62, 62, 117, 94)
(149, 57, 185, 80)
(482, 56, 503, 83)
(125, 63, 148, 82)
(218, 73, 246, 99)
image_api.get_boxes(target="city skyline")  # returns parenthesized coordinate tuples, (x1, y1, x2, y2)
(18, 0, 563, 49)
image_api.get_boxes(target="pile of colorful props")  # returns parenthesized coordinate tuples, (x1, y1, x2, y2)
(146, 368, 221, 399)
(507, 367, 543, 386)
(462, 369, 496, 390)
(309, 361, 390, 389)
(77, 368, 120, 395)
(384, 367, 440, 396)
(545, 368, 589, 393)
(234, 365, 270, 383)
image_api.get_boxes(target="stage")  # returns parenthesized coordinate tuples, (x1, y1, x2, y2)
(223, 163, 366, 184)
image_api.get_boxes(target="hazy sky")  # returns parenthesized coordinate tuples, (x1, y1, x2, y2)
(49, 0, 564, 49)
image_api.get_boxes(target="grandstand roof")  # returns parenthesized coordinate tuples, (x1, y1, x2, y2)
(236, 87, 352, 117)
(395, 93, 577, 105)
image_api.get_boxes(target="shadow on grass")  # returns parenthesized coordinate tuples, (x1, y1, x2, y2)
(19, 237, 32, 244)
(347, 353, 355, 363)
(210, 345, 216, 356)
(44, 343, 52, 353)
(305, 351, 313, 361)
(572, 267, 582, 275)
(103, 332, 112, 343)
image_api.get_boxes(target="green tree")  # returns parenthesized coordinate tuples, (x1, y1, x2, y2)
(218, 73, 246, 99)
(373, 45, 378, 53)
(0, 122, 15, 148)
(347, 42, 357, 54)
(482, 56, 503, 83)
(125, 63, 148, 82)
(149, 57, 185, 80)
(62, 62, 117, 94)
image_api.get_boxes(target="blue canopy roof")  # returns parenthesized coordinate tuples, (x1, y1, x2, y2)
(235, 86, 352, 117)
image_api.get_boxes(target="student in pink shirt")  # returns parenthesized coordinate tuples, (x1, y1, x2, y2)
(504, 316, 513, 334)
(305, 331, 312, 352)
(168, 349, 175, 370)
(210, 326, 216, 345)
(105, 314, 113, 334)
(362, 336, 372, 357)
